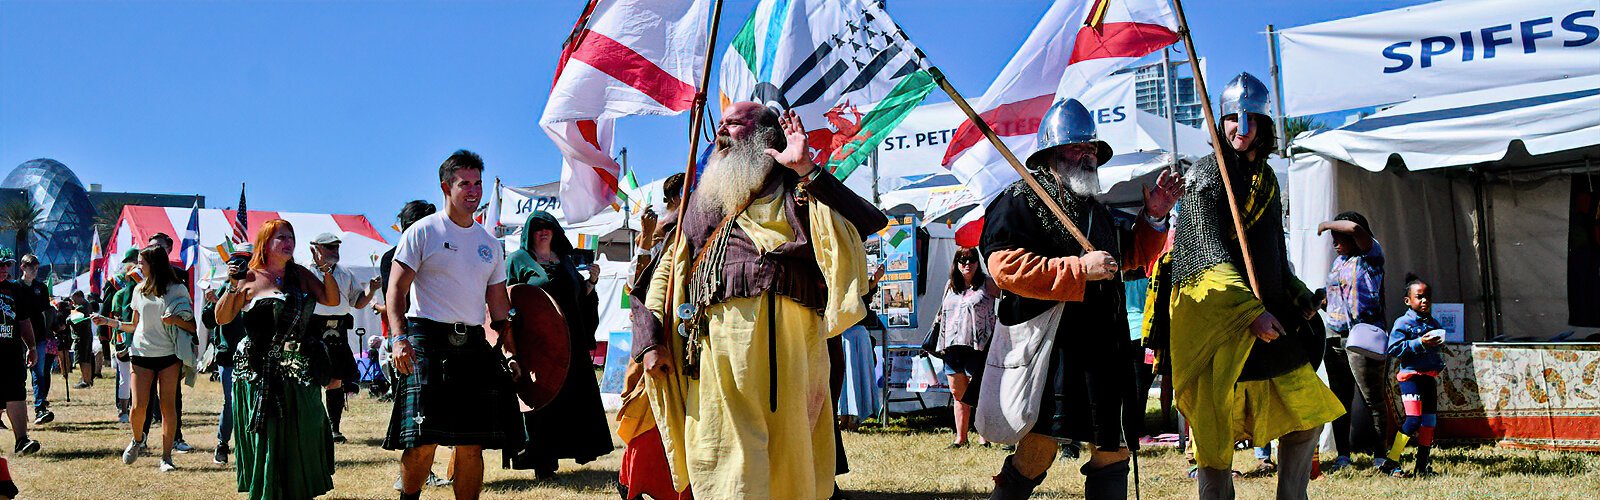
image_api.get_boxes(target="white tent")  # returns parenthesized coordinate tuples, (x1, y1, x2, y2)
(1288, 75, 1600, 341)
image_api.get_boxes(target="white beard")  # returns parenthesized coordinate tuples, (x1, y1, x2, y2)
(693, 127, 780, 215)
(1049, 157, 1101, 198)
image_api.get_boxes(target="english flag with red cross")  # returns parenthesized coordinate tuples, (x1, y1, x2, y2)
(540, 0, 712, 224)
(941, 0, 1180, 205)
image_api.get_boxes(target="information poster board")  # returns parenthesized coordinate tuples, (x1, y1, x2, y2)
(879, 345, 949, 393)
(599, 331, 630, 394)
(1433, 303, 1466, 343)
(871, 215, 920, 329)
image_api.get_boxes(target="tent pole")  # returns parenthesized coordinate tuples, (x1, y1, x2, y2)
(1267, 24, 1288, 156)
(1163, 47, 1179, 170)
(1472, 169, 1501, 339)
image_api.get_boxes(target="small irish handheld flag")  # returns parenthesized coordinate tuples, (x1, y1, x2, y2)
(574, 233, 601, 251)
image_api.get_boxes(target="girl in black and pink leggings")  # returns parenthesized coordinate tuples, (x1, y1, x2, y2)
(1384, 274, 1445, 477)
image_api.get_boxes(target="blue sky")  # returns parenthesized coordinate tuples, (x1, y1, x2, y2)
(1, 0, 1427, 239)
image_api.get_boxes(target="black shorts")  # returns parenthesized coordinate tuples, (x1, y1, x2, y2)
(131, 355, 180, 372)
(943, 345, 986, 377)
(0, 345, 24, 403)
(73, 331, 95, 357)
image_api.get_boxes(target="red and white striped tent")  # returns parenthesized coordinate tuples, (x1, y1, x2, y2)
(101, 205, 391, 351)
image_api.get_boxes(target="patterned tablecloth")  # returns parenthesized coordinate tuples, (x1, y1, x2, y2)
(1437, 343, 1600, 451)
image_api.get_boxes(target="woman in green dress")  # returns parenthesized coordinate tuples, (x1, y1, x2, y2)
(214, 219, 343, 499)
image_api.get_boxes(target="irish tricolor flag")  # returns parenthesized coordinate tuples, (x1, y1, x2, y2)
(718, 0, 936, 182)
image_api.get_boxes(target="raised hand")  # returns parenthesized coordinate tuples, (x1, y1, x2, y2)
(763, 110, 815, 176)
(1144, 167, 1185, 218)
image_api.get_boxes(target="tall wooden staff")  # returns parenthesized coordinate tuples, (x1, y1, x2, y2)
(662, 0, 726, 375)
(924, 66, 1096, 252)
(1169, 0, 1262, 298)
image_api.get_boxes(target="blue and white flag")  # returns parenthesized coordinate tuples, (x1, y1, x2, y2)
(180, 200, 201, 268)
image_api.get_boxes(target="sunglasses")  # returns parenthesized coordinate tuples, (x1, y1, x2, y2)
(956, 257, 978, 265)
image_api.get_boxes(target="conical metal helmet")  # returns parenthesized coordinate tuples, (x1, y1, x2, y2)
(1219, 72, 1272, 136)
(1027, 98, 1113, 168)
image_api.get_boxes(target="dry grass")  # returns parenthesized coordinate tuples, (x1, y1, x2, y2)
(9, 374, 1600, 499)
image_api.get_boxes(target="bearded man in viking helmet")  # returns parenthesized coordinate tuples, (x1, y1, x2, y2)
(640, 102, 887, 499)
(978, 98, 1182, 499)
(1168, 73, 1344, 500)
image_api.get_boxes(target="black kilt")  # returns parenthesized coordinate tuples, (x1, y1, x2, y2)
(1032, 327, 1143, 451)
(311, 315, 360, 388)
(382, 319, 524, 451)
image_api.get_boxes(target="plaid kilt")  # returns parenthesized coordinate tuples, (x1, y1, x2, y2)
(382, 319, 524, 451)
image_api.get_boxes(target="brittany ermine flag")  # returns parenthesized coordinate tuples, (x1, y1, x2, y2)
(718, 0, 936, 182)
(540, 0, 712, 224)
(941, 0, 1179, 203)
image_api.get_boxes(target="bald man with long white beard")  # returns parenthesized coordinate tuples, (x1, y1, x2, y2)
(638, 102, 887, 499)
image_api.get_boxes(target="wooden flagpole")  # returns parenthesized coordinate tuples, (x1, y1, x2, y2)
(1169, 0, 1263, 298)
(925, 66, 1096, 252)
(660, 0, 726, 375)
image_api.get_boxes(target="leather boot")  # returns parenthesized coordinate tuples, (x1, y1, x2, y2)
(1081, 459, 1130, 500)
(1414, 447, 1433, 476)
(989, 456, 1047, 500)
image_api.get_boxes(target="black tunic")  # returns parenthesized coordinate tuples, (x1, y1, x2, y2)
(979, 181, 1143, 450)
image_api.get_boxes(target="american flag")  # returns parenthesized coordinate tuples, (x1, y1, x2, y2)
(233, 183, 249, 243)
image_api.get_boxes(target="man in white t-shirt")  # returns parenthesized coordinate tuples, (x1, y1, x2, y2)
(308, 232, 380, 444)
(383, 150, 522, 500)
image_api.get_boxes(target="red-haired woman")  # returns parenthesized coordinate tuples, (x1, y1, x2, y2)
(213, 219, 342, 498)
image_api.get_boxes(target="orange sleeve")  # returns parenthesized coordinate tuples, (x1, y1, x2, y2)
(1126, 221, 1171, 273)
(987, 248, 1088, 302)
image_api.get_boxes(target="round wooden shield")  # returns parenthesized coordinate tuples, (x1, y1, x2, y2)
(508, 284, 570, 412)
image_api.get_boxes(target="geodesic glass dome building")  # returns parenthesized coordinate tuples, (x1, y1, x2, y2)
(2, 159, 95, 267)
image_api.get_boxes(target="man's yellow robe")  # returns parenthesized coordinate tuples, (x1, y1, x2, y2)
(645, 192, 868, 499)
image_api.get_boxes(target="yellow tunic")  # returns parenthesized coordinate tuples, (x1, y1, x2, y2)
(645, 192, 868, 499)
(1170, 263, 1344, 470)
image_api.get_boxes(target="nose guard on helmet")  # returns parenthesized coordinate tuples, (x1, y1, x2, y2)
(1219, 72, 1272, 136)
(1026, 98, 1114, 169)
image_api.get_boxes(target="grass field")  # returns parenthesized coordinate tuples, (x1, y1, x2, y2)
(8, 373, 1599, 499)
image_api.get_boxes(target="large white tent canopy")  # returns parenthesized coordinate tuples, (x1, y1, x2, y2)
(1289, 75, 1600, 341)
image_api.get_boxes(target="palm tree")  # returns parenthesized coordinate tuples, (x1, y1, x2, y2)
(0, 201, 44, 256)
(94, 199, 127, 248)
(1284, 116, 1326, 142)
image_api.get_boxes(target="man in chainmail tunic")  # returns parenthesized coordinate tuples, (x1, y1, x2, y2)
(977, 98, 1180, 500)
(1167, 73, 1343, 500)
(639, 102, 886, 499)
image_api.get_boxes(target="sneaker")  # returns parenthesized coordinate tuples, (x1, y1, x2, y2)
(331, 431, 347, 443)
(123, 441, 141, 464)
(33, 410, 55, 425)
(427, 473, 453, 487)
(173, 439, 194, 453)
(214, 443, 230, 464)
(15, 439, 40, 456)
(1325, 455, 1353, 473)
(117, 411, 130, 423)
(944, 441, 967, 450)
(1251, 458, 1278, 476)
(1379, 460, 1410, 478)
(139, 441, 150, 455)
(159, 459, 177, 472)
(73, 381, 91, 389)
